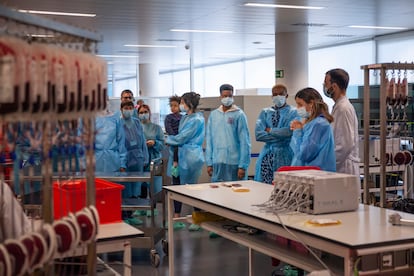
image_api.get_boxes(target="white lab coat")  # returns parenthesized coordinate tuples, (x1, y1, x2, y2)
(331, 96, 360, 175)
(0, 182, 31, 242)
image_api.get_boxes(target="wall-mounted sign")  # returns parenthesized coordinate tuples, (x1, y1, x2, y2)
(275, 69, 284, 78)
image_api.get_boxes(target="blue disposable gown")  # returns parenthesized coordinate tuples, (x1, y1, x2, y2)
(94, 114, 127, 172)
(290, 115, 336, 172)
(166, 112, 205, 184)
(122, 117, 149, 197)
(205, 105, 251, 182)
(254, 105, 297, 184)
(141, 122, 165, 166)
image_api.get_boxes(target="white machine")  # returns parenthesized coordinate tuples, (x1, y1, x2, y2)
(272, 170, 360, 214)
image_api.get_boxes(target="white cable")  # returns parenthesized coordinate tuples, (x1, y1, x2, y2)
(273, 211, 335, 275)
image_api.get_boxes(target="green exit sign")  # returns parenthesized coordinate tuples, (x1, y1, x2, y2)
(275, 70, 284, 78)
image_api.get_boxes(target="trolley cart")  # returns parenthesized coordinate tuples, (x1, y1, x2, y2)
(21, 157, 168, 267)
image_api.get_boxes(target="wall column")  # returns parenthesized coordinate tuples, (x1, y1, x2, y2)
(275, 32, 308, 104)
(138, 63, 161, 124)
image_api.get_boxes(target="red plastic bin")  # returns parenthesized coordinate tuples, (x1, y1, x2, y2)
(53, 178, 124, 224)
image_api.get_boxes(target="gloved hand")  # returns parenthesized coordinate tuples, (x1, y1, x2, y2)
(171, 166, 179, 177)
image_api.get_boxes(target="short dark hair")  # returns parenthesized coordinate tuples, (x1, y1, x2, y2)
(181, 92, 201, 111)
(219, 84, 234, 95)
(121, 89, 133, 97)
(326, 68, 349, 90)
(121, 101, 134, 109)
(169, 95, 181, 104)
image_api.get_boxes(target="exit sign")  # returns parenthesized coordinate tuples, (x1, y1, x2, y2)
(275, 70, 284, 78)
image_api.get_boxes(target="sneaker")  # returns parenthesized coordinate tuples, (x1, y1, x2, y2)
(133, 210, 147, 216)
(188, 223, 202, 231)
(146, 209, 158, 217)
(173, 222, 186, 230)
(127, 217, 143, 225)
(209, 232, 220, 238)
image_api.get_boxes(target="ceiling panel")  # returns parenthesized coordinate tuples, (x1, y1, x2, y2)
(1, 0, 414, 77)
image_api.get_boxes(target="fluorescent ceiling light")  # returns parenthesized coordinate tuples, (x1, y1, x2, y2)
(215, 53, 247, 57)
(349, 25, 408, 30)
(18, 9, 96, 17)
(124, 44, 177, 48)
(28, 34, 55, 38)
(170, 29, 233, 34)
(98, 55, 139, 58)
(244, 3, 324, 10)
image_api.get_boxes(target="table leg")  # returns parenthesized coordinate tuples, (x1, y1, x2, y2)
(168, 192, 174, 276)
(123, 241, 131, 276)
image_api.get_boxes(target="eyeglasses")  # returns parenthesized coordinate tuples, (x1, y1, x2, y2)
(122, 96, 132, 99)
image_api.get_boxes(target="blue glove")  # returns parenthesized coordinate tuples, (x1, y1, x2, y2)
(171, 166, 179, 177)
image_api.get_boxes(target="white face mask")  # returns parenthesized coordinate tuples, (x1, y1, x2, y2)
(272, 95, 286, 107)
(138, 113, 150, 121)
(179, 104, 187, 113)
(122, 109, 133, 119)
(221, 97, 234, 107)
(297, 107, 310, 118)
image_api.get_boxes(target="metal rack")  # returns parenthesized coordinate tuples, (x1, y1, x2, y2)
(361, 63, 414, 207)
(0, 4, 103, 275)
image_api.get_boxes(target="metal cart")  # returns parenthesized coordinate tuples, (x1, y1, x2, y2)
(96, 157, 168, 267)
(22, 157, 168, 267)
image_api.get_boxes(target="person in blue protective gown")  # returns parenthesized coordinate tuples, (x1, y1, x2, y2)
(289, 87, 336, 172)
(166, 92, 205, 231)
(137, 104, 164, 211)
(205, 84, 251, 182)
(120, 101, 149, 197)
(120, 101, 149, 224)
(254, 84, 298, 184)
(94, 111, 127, 173)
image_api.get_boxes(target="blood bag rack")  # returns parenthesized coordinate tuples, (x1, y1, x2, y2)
(0, 3, 106, 275)
(361, 63, 414, 208)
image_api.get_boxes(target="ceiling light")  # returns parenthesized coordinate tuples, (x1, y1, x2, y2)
(124, 44, 177, 48)
(215, 53, 246, 57)
(170, 29, 233, 34)
(349, 25, 408, 30)
(28, 34, 55, 38)
(98, 55, 139, 58)
(18, 9, 96, 17)
(244, 3, 324, 10)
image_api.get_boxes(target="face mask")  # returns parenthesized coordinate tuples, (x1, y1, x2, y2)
(122, 110, 133, 119)
(272, 95, 286, 107)
(138, 113, 150, 121)
(297, 107, 310, 118)
(221, 97, 234, 107)
(323, 85, 334, 98)
(179, 104, 187, 113)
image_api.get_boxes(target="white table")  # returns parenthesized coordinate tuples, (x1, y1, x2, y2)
(56, 222, 143, 276)
(164, 180, 414, 275)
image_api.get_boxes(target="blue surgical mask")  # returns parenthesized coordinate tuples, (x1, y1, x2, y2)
(221, 97, 234, 107)
(272, 95, 286, 108)
(122, 109, 133, 119)
(138, 113, 150, 121)
(179, 104, 187, 113)
(297, 107, 310, 118)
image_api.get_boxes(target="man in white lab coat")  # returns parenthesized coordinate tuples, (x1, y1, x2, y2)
(323, 68, 360, 175)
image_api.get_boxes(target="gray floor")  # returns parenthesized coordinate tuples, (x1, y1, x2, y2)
(104, 203, 280, 276)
